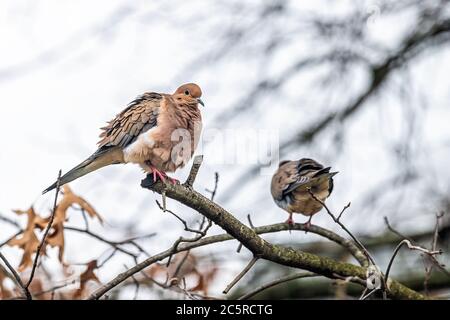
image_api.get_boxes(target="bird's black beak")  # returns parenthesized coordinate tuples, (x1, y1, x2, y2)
(197, 98, 205, 107)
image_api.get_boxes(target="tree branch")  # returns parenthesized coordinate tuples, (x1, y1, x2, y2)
(87, 164, 426, 300)
(238, 272, 317, 300)
(223, 256, 259, 294)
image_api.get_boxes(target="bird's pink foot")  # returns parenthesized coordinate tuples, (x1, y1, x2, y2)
(285, 214, 294, 233)
(303, 217, 313, 233)
(148, 165, 179, 185)
(149, 166, 166, 183)
(285, 216, 294, 225)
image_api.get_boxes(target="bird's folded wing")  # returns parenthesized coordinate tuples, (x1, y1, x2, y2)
(271, 161, 302, 201)
(281, 160, 328, 196)
(97, 92, 162, 150)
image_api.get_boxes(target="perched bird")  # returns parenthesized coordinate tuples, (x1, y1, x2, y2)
(43, 83, 204, 194)
(270, 158, 337, 228)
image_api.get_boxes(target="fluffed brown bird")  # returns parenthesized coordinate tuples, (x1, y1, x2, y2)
(270, 158, 337, 228)
(43, 83, 204, 194)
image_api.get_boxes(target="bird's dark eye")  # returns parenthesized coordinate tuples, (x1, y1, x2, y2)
(184, 90, 190, 95)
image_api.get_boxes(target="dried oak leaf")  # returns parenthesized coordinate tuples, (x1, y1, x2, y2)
(38, 185, 103, 263)
(8, 185, 103, 271)
(7, 207, 46, 271)
(72, 260, 100, 299)
(46, 185, 103, 227)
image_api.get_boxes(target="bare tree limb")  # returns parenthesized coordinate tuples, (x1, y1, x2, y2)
(86, 221, 367, 300)
(86, 162, 427, 300)
(223, 256, 259, 294)
(238, 271, 318, 300)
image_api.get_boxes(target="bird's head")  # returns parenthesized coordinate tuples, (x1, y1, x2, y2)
(173, 83, 204, 107)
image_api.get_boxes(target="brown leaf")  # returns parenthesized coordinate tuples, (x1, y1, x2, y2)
(53, 185, 103, 226)
(72, 260, 100, 299)
(8, 185, 103, 271)
(8, 207, 45, 271)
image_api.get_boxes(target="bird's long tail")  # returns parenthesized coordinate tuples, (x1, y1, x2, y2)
(42, 148, 123, 194)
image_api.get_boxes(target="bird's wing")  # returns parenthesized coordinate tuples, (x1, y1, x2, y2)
(97, 92, 162, 151)
(281, 158, 332, 196)
(271, 161, 302, 201)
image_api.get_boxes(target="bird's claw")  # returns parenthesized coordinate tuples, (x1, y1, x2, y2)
(152, 169, 167, 183)
(285, 216, 294, 233)
(303, 219, 312, 233)
(148, 165, 179, 185)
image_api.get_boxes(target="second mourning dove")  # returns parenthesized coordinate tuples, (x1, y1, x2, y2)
(270, 158, 338, 228)
(43, 83, 204, 194)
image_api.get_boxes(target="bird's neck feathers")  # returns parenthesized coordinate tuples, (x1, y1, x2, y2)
(172, 100, 202, 123)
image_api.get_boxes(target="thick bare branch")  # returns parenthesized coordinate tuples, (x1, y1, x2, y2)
(86, 169, 426, 300)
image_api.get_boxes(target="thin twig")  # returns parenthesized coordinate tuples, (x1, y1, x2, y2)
(26, 170, 62, 292)
(183, 155, 203, 188)
(360, 288, 378, 300)
(0, 213, 21, 229)
(237, 214, 255, 253)
(97, 249, 118, 269)
(384, 239, 442, 291)
(223, 256, 259, 294)
(385, 215, 449, 281)
(205, 172, 219, 201)
(238, 272, 317, 300)
(33, 280, 77, 297)
(0, 230, 23, 248)
(384, 216, 414, 242)
(337, 202, 351, 221)
(172, 250, 190, 280)
(0, 251, 31, 299)
(123, 263, 140, 300)
(166, 219, 213, 267)
(307, 189, 376, 265)
(431, 212, 443, 251)
(64, 226, 139, 257)
(156, 200, 204, 235)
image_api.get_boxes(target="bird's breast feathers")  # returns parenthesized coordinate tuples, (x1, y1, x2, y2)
(123, 126, 159, 163)
(122, 99, 202, 172)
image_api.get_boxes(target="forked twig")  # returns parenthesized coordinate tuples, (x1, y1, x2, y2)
(384, 239, 442, 289)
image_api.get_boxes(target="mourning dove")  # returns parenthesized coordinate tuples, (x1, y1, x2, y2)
(43, 83, 204, 194)
(270, 158, 337, 228)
